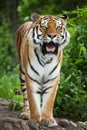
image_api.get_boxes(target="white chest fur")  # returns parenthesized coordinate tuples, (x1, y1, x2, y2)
(27, 47, 61, 89)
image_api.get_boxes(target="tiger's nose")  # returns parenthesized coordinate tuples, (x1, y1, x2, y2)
(48, 34, 56, 38)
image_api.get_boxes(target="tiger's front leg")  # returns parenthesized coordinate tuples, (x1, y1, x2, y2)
(25, 73, 41, 124)
(41, 78, 59, 127)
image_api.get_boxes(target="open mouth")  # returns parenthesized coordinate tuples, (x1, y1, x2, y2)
(42, 42, 58, 55)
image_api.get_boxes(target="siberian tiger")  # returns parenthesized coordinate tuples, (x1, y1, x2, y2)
(15, 12, 70, 127)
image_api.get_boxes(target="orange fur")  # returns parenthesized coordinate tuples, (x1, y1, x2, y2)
(16, 13, 70, 125)
(25, 74, 41, 122)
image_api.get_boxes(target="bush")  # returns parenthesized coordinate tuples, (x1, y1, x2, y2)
(54, 6, 87, 121)
(0, 14, 16, 76)
(0, 66, 22, 101)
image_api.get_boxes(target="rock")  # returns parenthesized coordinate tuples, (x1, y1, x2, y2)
(1, 99, 10, 106)
(0, 98, 87, 130)
(77, 121, 87, 129)
(58, 119, 70, 127)
(69, 121, 77, 128)
(4, 122, 12, 130)
(21, 121, 30, 130)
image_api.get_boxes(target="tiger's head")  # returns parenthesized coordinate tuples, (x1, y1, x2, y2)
(28, 13, 70, 56)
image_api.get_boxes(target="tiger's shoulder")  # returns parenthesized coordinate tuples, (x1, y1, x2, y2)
(16, 22, 33, 56)
(16, 21, 33, 38)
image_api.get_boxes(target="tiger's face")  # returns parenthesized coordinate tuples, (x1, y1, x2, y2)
(29, 13, 70, 56)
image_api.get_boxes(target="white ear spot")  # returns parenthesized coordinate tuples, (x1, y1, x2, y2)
(60, 14, 67, 20)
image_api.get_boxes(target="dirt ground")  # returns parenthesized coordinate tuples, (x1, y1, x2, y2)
(0, 98, 87, 130)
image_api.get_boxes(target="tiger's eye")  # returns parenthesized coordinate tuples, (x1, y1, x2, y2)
(57, 26, 62, 30)
(41, 26, 47, 29)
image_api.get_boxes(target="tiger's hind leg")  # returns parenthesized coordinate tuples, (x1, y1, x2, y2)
(20, 67, 30, 120)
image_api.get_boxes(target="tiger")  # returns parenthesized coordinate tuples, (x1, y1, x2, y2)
(15, 12, 70, 127)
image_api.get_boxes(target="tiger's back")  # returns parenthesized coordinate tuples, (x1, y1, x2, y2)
(16, 13, 70, 127)
(16, 22, 32, 59)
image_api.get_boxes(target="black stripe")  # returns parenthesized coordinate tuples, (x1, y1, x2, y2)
(24, 98, 28, 101)
(32, 28, 35, 37)
(43, 76, 57, 84)
(43, 17, 48, 20)
(32, 28, 37, 44)
(34, 49, 44, 67)
(21, 83, 25, 86)
(60, 32, 67, 46)
(36, 26, 41, 39)
(28, 57, 40, 76)
(28, 74, 41, 85)
(40, 22, 43, 29)
(20, 67, 25, 75)
(36, 90, 41, 95)
(42, 86, 52, 95)
(49, 62, 59, 75)
(22, 88, 26, 92)
(33, 39, 36, 44)
(61, 39, 66, 45)
(20, 77, 25, 83)
(33, 27, 39, 44)
(65, 31, 67, 37)
(36, 26, 39, 39)
(61, 34, 64, 39)
(46, 58, 53, 64)
(36, 87, 43, 95)
(14, 89, 21, 95)
(36, 86, 53, 95)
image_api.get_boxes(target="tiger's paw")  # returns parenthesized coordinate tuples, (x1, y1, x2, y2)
(21, 111, 30, 120)
(28, 119, 39, 130)
(40, 119, 58, 128)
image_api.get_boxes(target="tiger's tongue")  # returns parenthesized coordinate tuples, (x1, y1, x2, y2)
(46, 44, 56, 52)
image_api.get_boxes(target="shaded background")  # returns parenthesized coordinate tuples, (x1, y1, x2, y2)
(0, 0, 87, 121)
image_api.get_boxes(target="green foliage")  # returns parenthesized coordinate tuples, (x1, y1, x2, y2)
(54, 7, 87, 121)
(0, 66, 22, 102)
(0, 14, 16, 76)
(18, 0, 87, 21)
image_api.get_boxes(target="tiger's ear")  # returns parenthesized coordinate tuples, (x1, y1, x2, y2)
(60, 14, 67, 20)
(31, 12, 40, 22)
